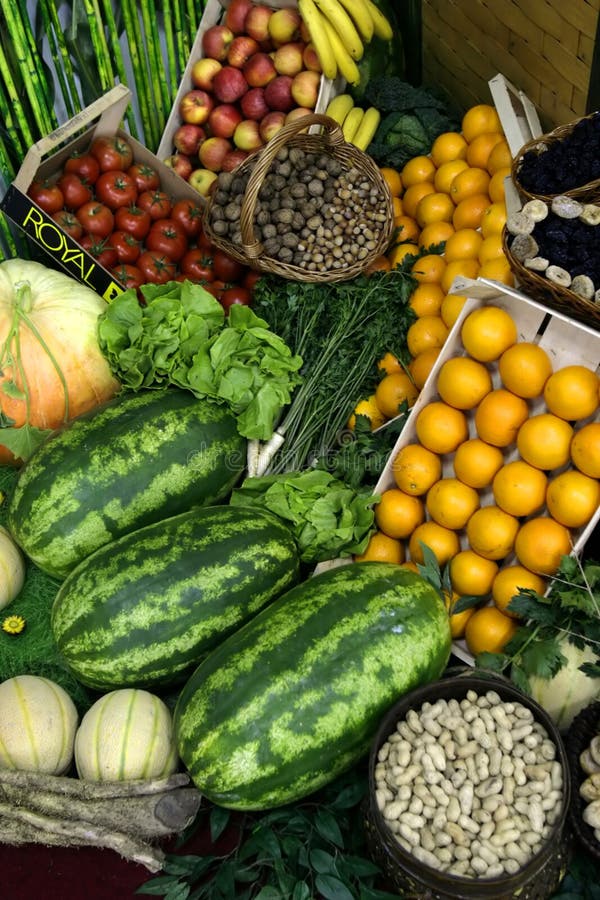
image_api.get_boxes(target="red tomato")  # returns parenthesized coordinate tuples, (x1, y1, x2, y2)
(205, 279, 227, 300)
(243, 268, 262, 293)
(110, 230, 142, 264)
(212, 249, 247, 283)
(197, 227, 214, 252)
(115, 204, 152, 241)
(220, 286, 252, 312)
(146, 218, 187, 262)
(28, 179, 64, 214)
(137, 251, 178, 284)
(171, 199, 204, 239)
(51, 209, 83, 240)
(80, 234, 118, 269)
(112, 263, 145, 291)
(89, 135, 134, 172)
(127, 163, 161, 193)
(138, 190, 172, 220)
(63, 151, 100, 185)
(95, 170, 138, 210)
(180, 248, 214, 282)
(75, 201, 114, 238)
(57, 173, 93, 210)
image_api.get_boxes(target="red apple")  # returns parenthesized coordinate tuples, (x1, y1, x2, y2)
(208, 103, 243, 138)
(233, 119, 263, 151)
(268, 8, 301, 45)
(244, 4, 273, 42)
(240, 87, 270, 121)
(222, 148, 250, 172)
(290, 69, 320, 109)
(163, 153, 194, 180)
(259, 110, 286, 142)
(202, 24, 235, 60)
(189, 168, 219, 196)
(212, 66, 249, 103)
(302, 43, 322, 72)
(179, 89, 214, 124)
(273, 41, 305, 76)
(173, 123, 206, 155)
(199, 136, 233, 172)
(242, 52, 277, 87)
(191, 57, 222, 90)
(264, 75, 294, 112)
(227, 34, 260, 68)
(224, 0, 253, 34)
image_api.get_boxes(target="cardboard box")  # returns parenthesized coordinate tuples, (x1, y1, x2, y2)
(0, 84, 203, 301)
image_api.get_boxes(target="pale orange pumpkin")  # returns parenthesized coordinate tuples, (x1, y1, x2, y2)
(0, 259, 120, 463)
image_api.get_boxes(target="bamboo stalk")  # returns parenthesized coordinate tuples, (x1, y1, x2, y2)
(0, 36, 40, 148)
(2, 2, 54, 136)
(98, 0, 140, 139)
(82, 0, 115, 94)
(172, 0, 191, 69)
(185, 0, 199, 42)
(120, 0, 157, 148)
(14, 0, 57, 132)
(139, 0, 170, 142)
(160, 0, 181, 103)
(0, 213, 18, 263)
(0, 76, 28, 161)
(37, 0, 82, 119)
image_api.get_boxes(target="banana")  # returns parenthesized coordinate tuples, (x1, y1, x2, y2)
(342, 106, 365, 142)
(313, 0, 364, 60)
(362, 0, 394, 40)
(320, 16, 362, 86)
(351, 106, 381, 151)
(325, 93, 355, 126)
(298, 0, 338, 80)
(336, 0, 374, 41)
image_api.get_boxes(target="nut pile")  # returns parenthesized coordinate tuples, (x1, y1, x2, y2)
(375, 690, 564, 879)
(579, 733, 600, 837)
(207, 146, 389, 272)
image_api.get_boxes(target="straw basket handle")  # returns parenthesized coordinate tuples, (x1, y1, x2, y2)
(239, 113, 346, 259)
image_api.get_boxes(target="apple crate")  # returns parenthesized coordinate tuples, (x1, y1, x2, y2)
(0, 84, 202, 300)
(373, 276, 600, 666)
(156, 0, 344, 174)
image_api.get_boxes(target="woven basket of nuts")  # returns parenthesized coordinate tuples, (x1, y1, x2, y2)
(364, 671, 572, 899)
(566, 701, 600, 862)
(202, 113, 395, 283)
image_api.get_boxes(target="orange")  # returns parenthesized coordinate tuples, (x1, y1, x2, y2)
(380, 167, 403, 197)
(498, 342, 553, 399)
(392, 196, 404, 217)
(480, 202, 507, 238)
(443, 228, 483, 263)
(393, 215, 420, 244)
(466, 132, 504, 170)
(514, 516, 572, 576)
(571, 422, 600, 478)
(449, 549, 499, 597)
(408, 347, 442, 390)
(347, 394, 386, 430)
(415, 192, 455, 228)
(464, 605, 518, 657)
(402, 182, 436, 218)
(453, 438, 505, 489)
(377, 351, 403, 375)
(418, 221, 455, 250)
(543, 365, 599, 421)
(516, 413, 574, 471)
(440, 258, 480, 294)
(461, 104, 503, 143)
(478, 258, 514, 286)
(415, 401, 469, 455)
(436, 356, 493, 410)
(478, 234, 505, 265)
(411, 253, 446, 284)
(445, 591, 476, 639)
(545, 470, 600, 528)
(406, 316, 449, 357)
(426, 477, 480, 530)
(354, 530, 405, 564)
(392, 443, 442, 496)
(389, 242, 420, 268)
(365, 255, 392, 275)
(408, 520, 461, 566)
(466, 505, 520, 560)
(375, 488, 425, 540)
(492, 460, 548, 517)
(430, 131, 468, 167)
(375, 372, 419, 419)
(440, 293, 467, 329)
(409, 282, 445, 317)
(474, 389, 529, 448)
(486, 140, 512, 175)
(492, 565, 546, 618)
(401, 155, 436, 187)
(452, 193, 491, 230)
(450, 167, 491, 205)
(460, 305, 517, 362)
(401, 560, 420, 573)
(434, 159, 469, 194)
(488, 167, 511, 203)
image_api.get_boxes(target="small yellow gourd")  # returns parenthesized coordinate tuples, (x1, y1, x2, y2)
(0, 525, 25, 608)
(0, 674, 78, 774)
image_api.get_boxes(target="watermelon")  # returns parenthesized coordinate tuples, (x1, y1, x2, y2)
(174, 562, 451, 810)
(7, 389, 246, 578)
(51, 505, 300, 690)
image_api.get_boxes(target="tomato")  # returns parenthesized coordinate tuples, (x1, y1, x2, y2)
(205, 279, 227, 300)
(243, 268, 262, 294)
(212, 249, 247, 283)
(57, 172, 93, 209)
(80, 235, 118, 269)
(171, 199, 204, 239)
(127, 163, 161, 193)
(63, 151, 100, 185)
(110, 230, 142, 264)
(112, 263, 145, 291)
(220, 286, 252, 312)
(137, 251, 178, 284)
(114, 204, 152, 241)
(95, 170, 138, 210)
(197, 227, 214, 252)
(75, 201, 114, 238)
(51, 209, 83, 240)
(137, 190, 172, 221)
(180, 248, 214, 282)
(145, 218, 187, 262)
(28, 179, 64, 214)
(89, 135, 134, 172)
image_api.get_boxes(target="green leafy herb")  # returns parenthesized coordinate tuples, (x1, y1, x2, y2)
(315, 411, 409, 490)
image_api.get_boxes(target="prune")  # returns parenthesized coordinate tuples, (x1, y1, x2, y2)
(517, 111, 600, 194)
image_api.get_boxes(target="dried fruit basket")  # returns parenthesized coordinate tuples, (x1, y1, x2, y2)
(566, 701, 600, 863)
(202, 113, 394, 283)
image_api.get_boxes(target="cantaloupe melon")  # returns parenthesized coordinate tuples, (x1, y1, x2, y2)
(0, 525, 25, 609)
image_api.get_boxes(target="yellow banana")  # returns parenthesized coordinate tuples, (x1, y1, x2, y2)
(325, 93, 355, 126)
(362, 0, 394, 40)
(321, 17, 362, 86)
(336, 0, 374, 42)
(298, 0, 338, 79)
(351, 106, 381, 151)
(313, 0, 364, 60)
(342, 106, 365, 142)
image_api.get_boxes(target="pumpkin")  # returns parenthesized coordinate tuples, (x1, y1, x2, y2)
(0, 674, 78, 774)
(0, 525, 25, 608)
(0, 258, 120, 463)
(527, 635, 600, 732)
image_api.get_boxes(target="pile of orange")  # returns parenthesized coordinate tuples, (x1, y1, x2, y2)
(358, 304, 600, 659)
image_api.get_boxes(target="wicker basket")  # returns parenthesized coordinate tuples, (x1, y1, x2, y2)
(566, 701, 600, 863)
(511, 112, 600, 206)
(202, 113, 394, 283)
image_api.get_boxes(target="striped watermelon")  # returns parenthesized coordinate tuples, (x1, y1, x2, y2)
(7, 389, 246, 578)
(51, 505, 300, 690)
(174, 562, 451, 810)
